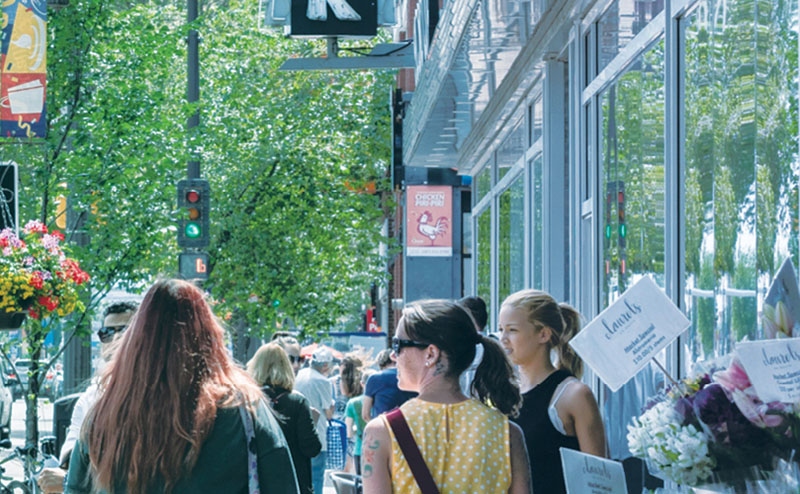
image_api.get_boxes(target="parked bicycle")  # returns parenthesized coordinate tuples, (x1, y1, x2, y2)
(0, 436, 59, 494)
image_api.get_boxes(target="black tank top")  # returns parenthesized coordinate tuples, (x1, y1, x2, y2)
(511, 369, 580, 494)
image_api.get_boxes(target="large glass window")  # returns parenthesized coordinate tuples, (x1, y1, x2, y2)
(498, 177, 525, 303)
(682, 0, 800, 365)
(476, 163, 492, 203)
(597, 0, 664, 73)
(476, 209, 492, 318)
(599, 37, 666, 462)
(532, 156, 544, 289)
(498, 119, 526, 181)
(600, 39, 666, 304)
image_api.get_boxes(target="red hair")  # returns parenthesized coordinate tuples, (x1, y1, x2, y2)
(85, 279, 262, 493)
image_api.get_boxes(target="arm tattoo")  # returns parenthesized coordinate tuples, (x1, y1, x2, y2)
(362, 436, 380, 479)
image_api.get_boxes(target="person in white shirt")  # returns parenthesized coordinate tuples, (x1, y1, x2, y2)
(37, 301, 138, 494)
(294, 347, 334, 494)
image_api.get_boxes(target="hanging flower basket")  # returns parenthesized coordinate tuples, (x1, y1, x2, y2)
(0, 221, 90, 326)
(0, 298, 32, 330)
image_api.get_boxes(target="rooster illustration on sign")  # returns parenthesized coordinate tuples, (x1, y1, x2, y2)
(417, 211, 449, 246)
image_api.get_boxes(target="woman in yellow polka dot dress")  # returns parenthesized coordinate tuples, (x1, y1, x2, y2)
(362, 300, 532, 494)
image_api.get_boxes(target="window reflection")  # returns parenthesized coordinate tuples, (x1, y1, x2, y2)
(477, 210, 492, 320)
(682, 0, 799, 366)
(599, 37, 666, 463)
(476, 164, 492, 203)
(498, 177, 525, 303)
(498, 118, 526, 181)
(597, 0, 664, 73)
(532, 156, 544, 289)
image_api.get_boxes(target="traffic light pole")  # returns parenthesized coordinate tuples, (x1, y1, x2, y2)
(187, 0, 200, 179)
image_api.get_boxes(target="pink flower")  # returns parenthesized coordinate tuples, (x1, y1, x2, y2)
(713, 357, 752, 392)
(23, 220, 47, 234)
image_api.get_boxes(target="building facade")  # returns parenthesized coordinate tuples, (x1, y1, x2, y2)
(396, 0, 800, 485)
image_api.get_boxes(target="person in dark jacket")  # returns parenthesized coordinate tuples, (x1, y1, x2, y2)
(66, 279, 299, 494)
(248, 343, 322, 494)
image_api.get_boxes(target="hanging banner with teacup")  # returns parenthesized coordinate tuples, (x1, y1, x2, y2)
(0, 0, 46, 138)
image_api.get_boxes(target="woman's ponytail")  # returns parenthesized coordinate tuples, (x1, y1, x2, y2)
(502, 290, 586, 378)
(471, 335, 522, 417)
(556, 302, 583, 378)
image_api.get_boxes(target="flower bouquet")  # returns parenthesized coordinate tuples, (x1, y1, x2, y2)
(0, 220, 90, 328)
(627, 358, 800, 493)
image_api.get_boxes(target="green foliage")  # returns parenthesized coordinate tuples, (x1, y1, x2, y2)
(196, 2, 393, 334)
(696, 254, 717, 357)
(731, 253, 757, 341)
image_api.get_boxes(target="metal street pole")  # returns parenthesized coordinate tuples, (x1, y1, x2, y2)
(187, 0, 200, 179)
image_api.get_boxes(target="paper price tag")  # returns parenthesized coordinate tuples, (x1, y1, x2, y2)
(569, 277, 689, 391)
(560, 448, 627, 494)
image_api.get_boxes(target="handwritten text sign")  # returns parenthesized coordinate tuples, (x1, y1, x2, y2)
(736, 338, 800, 403)
(560, 448, 627, 494)
(569, 277, 690, 392)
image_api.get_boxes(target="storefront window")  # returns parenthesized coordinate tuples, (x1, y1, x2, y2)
(599, 37, 666, 462)
(476, 163, 492, 203)
(476, 209, 492, 319)
(682, 0, 800, 366)
(532, 156, 543, 289)
(597, 0, 664, 73)
(498, 177, 525, 304)
(498, 118, 526, 181)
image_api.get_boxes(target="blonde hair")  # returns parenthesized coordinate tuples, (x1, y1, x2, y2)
(501, 290, 584, 378)
(247, 343, 295, 390)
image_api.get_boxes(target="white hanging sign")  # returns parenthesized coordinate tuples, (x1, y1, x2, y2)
(736, 338, 800, 403)
(560, 448, 627, 494)
(569, 276, 690, 392)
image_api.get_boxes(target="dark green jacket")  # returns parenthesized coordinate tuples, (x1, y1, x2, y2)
(65, 400, 299, 494)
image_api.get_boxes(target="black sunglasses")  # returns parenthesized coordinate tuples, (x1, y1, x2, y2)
(391, 337, 429, 355)
(98, 325, 126, 343)
(288, 355, 305, 364)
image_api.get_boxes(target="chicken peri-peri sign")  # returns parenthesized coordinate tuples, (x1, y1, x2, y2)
(0, 0, 46, 138)
(406, 185, 452, 257)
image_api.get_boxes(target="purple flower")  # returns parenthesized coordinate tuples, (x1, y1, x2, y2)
(713, 358, 751, 392)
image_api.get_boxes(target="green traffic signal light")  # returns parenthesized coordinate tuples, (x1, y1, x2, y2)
(605, 225, 611, 239)
(185, 222, 201, 238)
(619, 223, 627, 238)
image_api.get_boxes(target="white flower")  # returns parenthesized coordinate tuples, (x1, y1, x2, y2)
(627, 400, 716, 486)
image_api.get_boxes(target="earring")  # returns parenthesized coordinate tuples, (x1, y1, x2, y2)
(425, 361, 432, 367)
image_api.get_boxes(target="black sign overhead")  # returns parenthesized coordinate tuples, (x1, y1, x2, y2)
(290, 0, 377, 37)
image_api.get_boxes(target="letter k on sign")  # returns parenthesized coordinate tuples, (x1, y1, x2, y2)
(307, 0, 361, 21)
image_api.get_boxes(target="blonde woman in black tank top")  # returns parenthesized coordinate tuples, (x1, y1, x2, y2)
(499, 290, 607, 494)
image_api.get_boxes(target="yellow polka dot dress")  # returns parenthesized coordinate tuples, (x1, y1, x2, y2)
(381, 398, 511, 494)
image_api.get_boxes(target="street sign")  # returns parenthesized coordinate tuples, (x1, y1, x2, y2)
(290, 0, 377, 37)
(179, 252, 209, 280)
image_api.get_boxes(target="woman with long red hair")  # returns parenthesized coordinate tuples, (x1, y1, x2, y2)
(65, 279, 299, 494)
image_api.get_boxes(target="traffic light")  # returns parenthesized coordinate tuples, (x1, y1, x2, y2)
(177, 179, 210, 248)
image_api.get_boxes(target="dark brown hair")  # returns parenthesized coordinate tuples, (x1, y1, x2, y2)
(85, 279, 263, 494)
(402, 299, 521, 416)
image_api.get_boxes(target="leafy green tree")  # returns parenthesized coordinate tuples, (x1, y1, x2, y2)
(1, 0, 394, 450)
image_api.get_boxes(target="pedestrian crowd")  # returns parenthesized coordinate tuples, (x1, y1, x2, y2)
(37, 278, 607, 494)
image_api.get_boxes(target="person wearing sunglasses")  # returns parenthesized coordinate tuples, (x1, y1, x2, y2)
(360, 349, 416, 425)
(273, 335, 305, 375)
(38, 301, 139, 493)
(361, 299, 531, 494)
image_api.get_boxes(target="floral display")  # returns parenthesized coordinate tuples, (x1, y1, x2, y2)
(0, 220, 90, 321)
(627, 358, 800, 489)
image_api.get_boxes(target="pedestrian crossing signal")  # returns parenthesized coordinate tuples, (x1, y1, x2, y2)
(179, 252, 209, 280)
